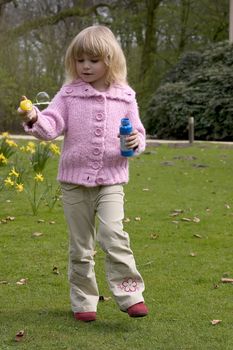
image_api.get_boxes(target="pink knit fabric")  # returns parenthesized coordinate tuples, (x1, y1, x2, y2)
(24, 79, 146, 187)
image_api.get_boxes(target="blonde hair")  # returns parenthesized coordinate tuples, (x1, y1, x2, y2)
(64, 25, 127, 85)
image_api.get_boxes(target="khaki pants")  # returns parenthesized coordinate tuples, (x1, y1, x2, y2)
(61, 183, 145, 313)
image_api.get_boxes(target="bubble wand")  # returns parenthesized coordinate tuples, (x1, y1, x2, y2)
(19, 92, 50, 111)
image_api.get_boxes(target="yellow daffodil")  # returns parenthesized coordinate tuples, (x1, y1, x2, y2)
(25, 141, 36, 153)
(28, 141, 35, 148)
(20, 146, 26, 152)
(49, 143, 60, 155)
(9, 167, 19, 178)
(40, 141, 47, 146)
(4, 177, 14, 187)
(34, 173, 44, 182)
(1, 132, 9, 138)
(5, 139, 18, 148)
(15, 183, 24, 192)
(0, 153, 8, 165)
(26, 145, 36, 154)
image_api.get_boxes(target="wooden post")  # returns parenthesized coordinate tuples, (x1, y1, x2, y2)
(230, 0, 233, 43)
(188, 116, 194, 144)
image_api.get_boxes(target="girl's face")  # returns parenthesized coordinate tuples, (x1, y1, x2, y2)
(75, 54, 108, 91)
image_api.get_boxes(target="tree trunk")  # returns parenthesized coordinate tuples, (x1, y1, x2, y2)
(140, 0, 161, 78)
(178, 0, 191, 53)
(230, 0, 233, 42)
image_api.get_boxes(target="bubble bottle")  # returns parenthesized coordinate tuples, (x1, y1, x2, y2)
(120, 118, 134, 157)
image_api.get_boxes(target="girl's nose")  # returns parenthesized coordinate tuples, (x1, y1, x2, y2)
(83, 61, 90, 69)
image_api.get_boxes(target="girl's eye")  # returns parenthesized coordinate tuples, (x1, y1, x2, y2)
(77, 59, 84, 63)
(91, 59, 99, 63)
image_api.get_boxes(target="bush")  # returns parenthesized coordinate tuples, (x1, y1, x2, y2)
(145, 41, 233, 140)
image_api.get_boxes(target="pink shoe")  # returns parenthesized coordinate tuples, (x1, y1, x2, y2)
(74, 312, 96, 322)
(127, 302, 148, 318)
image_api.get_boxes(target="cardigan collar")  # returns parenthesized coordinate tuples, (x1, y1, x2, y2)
(61, 79, 135, 102)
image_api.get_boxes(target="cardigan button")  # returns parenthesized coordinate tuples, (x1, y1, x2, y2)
(96, 113, 104, 121)
(65, 88, 73, 94)
(93, 148, 101, 155)
(94, 128, 103, 136)
(91, 162, 100, 170)
(96, 177, 104, 184)
(96, 96, 104, 103)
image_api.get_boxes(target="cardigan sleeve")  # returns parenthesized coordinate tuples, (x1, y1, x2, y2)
(23, 89, 67, 141)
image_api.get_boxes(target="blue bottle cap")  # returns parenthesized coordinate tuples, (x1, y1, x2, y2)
(121, 118, 130, 126)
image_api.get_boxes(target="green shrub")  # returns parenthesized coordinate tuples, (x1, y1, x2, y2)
(145, 41, 233, 140)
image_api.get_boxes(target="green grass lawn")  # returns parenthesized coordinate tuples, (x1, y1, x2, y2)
(0, 142, 233, 349)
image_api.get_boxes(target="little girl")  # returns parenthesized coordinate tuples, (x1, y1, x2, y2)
(18, 25, 148, 322)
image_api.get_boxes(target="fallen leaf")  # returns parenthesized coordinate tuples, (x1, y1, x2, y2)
(15, 330, 25, 342)
(134, 217, 141, 221)
(213, 284, 219, 289)
(170, 209, 183, 217)
(124, 217, 131, 223)
(6, 216, 15, 221)
(171, 220, 179, 224)
(142, 188, 149, 191)
(53, 266, 59, 275)
(221, 278, 233, 284)
(150, 233, 159, 240)
(181, 217, 192, 222)
(49, 220, 56, 224)
(224, 204, 230, 209)
(193, 217, 200, 223)
(32, 232, 43, 237)
(211, 320, 222, 325)
(99, 295, 112, 302)
(193, 234, 202, 239)
(37, 219, 45, 223)
(1, 219, 7, 224)
(0, 280, 8, 284)
(170, 212, 180, 217)
(174, 209, 183, 213)
(16, 278, 28, 285)
(190, 252, 197, 257)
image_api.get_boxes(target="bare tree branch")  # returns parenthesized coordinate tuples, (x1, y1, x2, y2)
(1, 3, 111, 39)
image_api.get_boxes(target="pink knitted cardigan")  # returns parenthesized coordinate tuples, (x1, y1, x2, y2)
(24, 79, 146, 187)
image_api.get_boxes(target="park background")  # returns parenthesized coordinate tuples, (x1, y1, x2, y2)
(1, 1, 233, 349)
(0, 0, 233, 141)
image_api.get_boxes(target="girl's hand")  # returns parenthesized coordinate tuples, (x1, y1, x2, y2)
(17, 96, 37, 124)
(125, 129, 139, 149)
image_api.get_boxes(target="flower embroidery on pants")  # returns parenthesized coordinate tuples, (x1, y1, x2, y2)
(118, 278, 138, 292)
